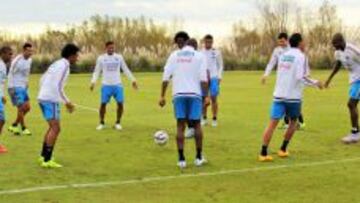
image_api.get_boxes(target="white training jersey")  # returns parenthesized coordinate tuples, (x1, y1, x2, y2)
(201, 48, 224, 79)
(273, 48, 318, 101)
(91, 53, 136, 86)
(163, 46, 208, 97)
(334, 43, 360, 84)
(38, 58, 70, 103)
(7, 54, 32, 88)
(0, 59, 7, 98)
(264, 46, 290, 76)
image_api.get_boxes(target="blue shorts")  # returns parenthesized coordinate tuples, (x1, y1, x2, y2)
(39, 101, 60, 121)
(271, 101, 301, 120)
(9, 87, 29, 106)
(173, 96, 202, 121)
(209, 78, 220, 97)
(101, 85, 124, 104)
(0, 100, 5, 121)
(349, 81, 360, 100)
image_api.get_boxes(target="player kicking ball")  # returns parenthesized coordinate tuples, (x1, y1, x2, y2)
(0, 46, 13, 154)
(159, 39, 210, 168)
(325, 33, 360, 144)
(201, 34, 224, 127)
(8, 43, 33, 136)
(38, 44, 79, 168)
(259, 33, 323, 162)
(90, 41, 138, 131)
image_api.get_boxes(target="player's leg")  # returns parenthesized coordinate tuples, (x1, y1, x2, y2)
(114, 85, 124, 130)
(173, 97, 187, 168)
(190, 97, 207, 166)
(259, 101, 284, 162)
(202, 96, 209, 126)
(298, 113, 306, 130)
(210, 78, 220, 127)
(0, 103, 7, 153)
(342, 98, 360, 143)
(97, 86, 111, 130)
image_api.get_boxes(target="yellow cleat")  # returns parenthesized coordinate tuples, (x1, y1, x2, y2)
(278, 150, 290, 158)
(40, 160, 63, 169)
(258, 155, 274, 162)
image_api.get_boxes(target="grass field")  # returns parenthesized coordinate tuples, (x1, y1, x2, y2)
(0, 71, 360, 203)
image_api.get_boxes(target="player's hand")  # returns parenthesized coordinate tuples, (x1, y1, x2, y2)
(204, 96, 211, 106)
(159, 97, 166, 108)
(316, 81, 324, 90)
(261, 76, 267, 85)
(132, 81, 139, 90)
(2, 97, 6, 105)
(65, 102, 75, 113)
(90, 83, 95, 92)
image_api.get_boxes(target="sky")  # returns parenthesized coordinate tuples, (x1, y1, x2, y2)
(0, 0, 359, 38)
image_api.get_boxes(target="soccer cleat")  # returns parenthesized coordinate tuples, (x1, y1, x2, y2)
(0, 144, 8, 154)
(211, 120, 218, 127)
(258, 155, 274, 162)
(38, 156, 44, 164)
(9, 125, 21, 135)
(177, 160, 187, 169)
(96, 124, 105, 131)
(40, 160, 63, 169)
(8, 125, 16, 133)
(22, 128, 32, 136)
(298, 123, 306, 130)
(201, 119, 208, 126)
(342, 133, 360, 144)
(114, 124, 123, 131)
(278, 150, 290, 158)
(185, 128, 195, 139)
(194, 157, 208, 167)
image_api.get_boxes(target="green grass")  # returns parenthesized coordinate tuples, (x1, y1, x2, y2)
(1, 71, 360, 203)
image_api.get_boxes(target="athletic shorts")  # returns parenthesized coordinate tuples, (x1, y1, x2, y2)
(39, 101, 60, 121)
(271, 101, 301, 120)
(349, 80, 360, 100)
(173, 96, 202, 121)
(101, 85, 124, 104)
(0, 100, 5, 121)
(9, 87, 29, 106)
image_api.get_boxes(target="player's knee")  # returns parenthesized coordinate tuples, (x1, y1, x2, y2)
(348, 101, 357, 109)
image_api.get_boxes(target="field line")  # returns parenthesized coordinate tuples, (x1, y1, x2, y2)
(74, 103, 98, 113)
(1, 156, 360, 195)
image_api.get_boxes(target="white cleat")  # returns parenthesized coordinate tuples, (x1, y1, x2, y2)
(211, 120, 218, 127)
(185, 128, 195, 139)
(342, 133, 360, 144)
(96, 124, 105, 131)
(114, 124, 123, 131)
(201, 119, 208, 126)
(177, 161, 187, 169)
(194, 158, 208, 167)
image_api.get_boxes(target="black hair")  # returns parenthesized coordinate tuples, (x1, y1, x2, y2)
(204, 34, 214, 40)
(174, 31, 190, 43)
(289, 33, 303, 48)
(61, 44, 80, 58)
(23, 43, 32, 50)
(105, 41, 115, 47)
(0, 46, 12, 54)
(278, 32, 288, 40)
(332, 33, 345, 44)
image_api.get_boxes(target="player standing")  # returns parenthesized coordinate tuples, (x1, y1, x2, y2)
(159, 39, 209, 168)
(90, 41, 138, 131)
(325, 33, 360, 144)
(262, 33, 306, 130)
(259, 33, 323, 162)
(8, 43, 33, 136)
(0, 46, 13, 153)
(38, 44, 79, 168)
(201, 35, 224, 127)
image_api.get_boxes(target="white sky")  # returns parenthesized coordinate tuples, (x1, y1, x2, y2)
(0, 0, 359, 38)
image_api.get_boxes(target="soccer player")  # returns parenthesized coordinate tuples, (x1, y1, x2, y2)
(8, 43, 33, 136)
(259, 33, 323, 162)
(90, 41, 138, 131)
(325, 33, 360, 144)
(159, 38, 209, 168)
(201, 34, 223, 127)
(262, 33, 306, 130)
(38, 44, 79, 168)
(0, 46, 13, 153)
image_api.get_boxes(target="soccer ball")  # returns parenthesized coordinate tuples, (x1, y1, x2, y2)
(154, 130, 169, 145)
